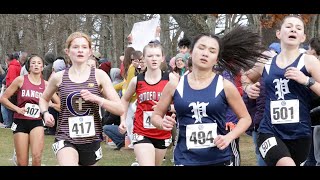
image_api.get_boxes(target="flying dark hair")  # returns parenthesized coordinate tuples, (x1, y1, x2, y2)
(190, 26, 268, 76)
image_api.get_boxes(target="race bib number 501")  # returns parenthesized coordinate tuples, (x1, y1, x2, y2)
(270, 99, 299, 124)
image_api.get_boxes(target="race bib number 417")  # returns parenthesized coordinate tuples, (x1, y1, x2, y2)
(68, 116, 95, 138)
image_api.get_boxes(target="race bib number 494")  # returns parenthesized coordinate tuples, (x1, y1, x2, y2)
(270, 100, 299, 124)
(24, 103, 40, 118)
(186, 123, 217, 150)
(68, 116, 95, 138)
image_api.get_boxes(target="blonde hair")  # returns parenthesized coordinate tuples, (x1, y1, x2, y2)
(142, 42, 164, 57)
(65, 32, 92, 50)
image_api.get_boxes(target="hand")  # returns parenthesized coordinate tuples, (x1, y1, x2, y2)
(118, 122, 127, 134)
(161, 113, 176, 131)
(127, 34, 133, 43)
(155, 26, 161, 37)
(247, 82, 260, 99)
(151, 100, 158, 110)
(214, 135, 232, 150)
(17, 107, 26, 115)
(44, 112, 55, 127)
(284, 67, 308, 85)
(80, 89, 99, 104)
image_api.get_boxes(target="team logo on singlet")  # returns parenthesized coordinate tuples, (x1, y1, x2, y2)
(66, 91, 91, 116)
(188, 101, 209, 123)
(273, 78, 290, 100)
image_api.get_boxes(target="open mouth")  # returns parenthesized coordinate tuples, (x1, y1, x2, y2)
(288, 35, 297, 39)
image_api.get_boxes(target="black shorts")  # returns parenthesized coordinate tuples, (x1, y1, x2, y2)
(12, 118, 44, 134)
(132, 133, 172, 149)
(52, 139, 102, 166)
(257, 133, 311, 166)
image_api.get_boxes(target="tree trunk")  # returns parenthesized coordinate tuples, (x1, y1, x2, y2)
(206, 14, 217, 34)
(171, 14, 209, 40)
(112, 14, 124, 69)
(160, 14, 172, 58)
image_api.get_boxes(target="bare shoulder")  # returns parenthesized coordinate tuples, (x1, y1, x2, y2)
(168, 72, 180, 88)
(222, 77, 238, 96)
(304, 54, 320, 71)
(304, 53, 319, 64)
(50, 70, 64, 86)
(15, 76, 24, 84)
(222, 77, 234, 89)
(95, 68, 111, 85)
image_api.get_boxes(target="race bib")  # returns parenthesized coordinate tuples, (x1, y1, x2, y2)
(270, 100, 299, 124)
(68, 116, 95, 138)
(24, 103, 40, 118)
(259, 137, 277, 158)
(52, 140, 65, 155)
(95, 146, 103, 160)
(143, 111, 156, 129)
(186, 123, 217, 149)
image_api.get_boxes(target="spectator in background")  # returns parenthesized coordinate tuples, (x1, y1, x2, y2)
(92, 51, 101, 62)
(44, 57, 66, 136)
(103, 67, 125, 150)
(4, 52, 21, 128)
(87, 57, 99, 69)
(42, 52, 56, 81)
(0, 65, 6, 126)
(268, 42, 281, 56)
(173, 53, 188, 77)
(99, 58, 111, 77)
(178, 37, 191, 54)
(131, 51, 143, 75)
(19, 52, 29, 76)
(304, 37, 320, 166)
(52, 57, 66, 73)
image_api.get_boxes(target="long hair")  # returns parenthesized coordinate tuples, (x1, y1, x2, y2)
(218, 26, 268, 76)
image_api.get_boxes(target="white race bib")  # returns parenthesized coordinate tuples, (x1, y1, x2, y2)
(259, 137, 277, 158)
(270, 99, 299, 124)
(52, 140, 65, 155)
(143, 111, 156, 129)
(24, 103, 40, 118)
(68, 116, 95, 138)
(186, 123, 217, 149)
(95, 146, 103, 160)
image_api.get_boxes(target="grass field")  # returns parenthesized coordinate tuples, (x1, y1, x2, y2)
(0, 128, 256, 166)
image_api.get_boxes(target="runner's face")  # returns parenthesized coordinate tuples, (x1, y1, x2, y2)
(144, 47, 163, 70)
(67, 37, 92, 64)
(29, 56, 43, 74)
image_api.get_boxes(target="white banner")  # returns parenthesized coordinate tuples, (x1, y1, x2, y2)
(131, 17, 160, 52)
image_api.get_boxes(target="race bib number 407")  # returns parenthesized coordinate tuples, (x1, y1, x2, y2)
(186, 123, 217, 150)
(68, 116, 95, 138)
(24, 103, 40, 118)
(270, 100, 299, 124)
